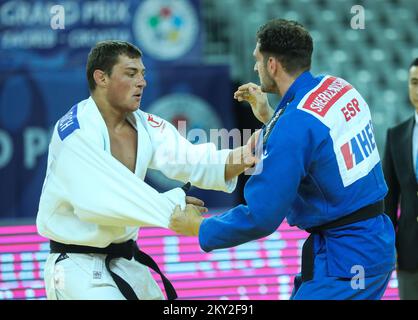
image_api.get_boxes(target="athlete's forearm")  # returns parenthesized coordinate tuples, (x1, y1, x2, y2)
(224, 146, 254, 181)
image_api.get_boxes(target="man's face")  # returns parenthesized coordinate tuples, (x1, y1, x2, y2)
(105, 54, 146, 112)
(409, 65, 418, 112)
(253, 42, 277, 93)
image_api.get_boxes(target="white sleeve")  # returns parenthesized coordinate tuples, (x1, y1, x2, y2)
(144, 113, 237, 193)
(52, 130, 186, 228)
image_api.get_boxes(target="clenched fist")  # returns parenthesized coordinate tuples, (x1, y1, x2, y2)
(234, 82, 274, 124)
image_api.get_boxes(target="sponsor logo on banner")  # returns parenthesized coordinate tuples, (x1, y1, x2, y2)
(303, 77, 353, 117)
(133, 0, 199, 60)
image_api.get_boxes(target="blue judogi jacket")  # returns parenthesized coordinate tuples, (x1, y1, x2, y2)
(199, 71, 395, 278)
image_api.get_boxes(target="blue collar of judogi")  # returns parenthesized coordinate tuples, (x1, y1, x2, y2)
(276, 70, 315, 111)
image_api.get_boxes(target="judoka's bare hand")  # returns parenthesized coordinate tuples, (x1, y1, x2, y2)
(186, 196, 208, 214)
(246, 130, 262, 152)
(169, 205, 203, 236)
(234, 83, 273, 124)
(244, 129, 262, 166)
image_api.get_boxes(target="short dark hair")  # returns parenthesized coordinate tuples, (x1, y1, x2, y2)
(410, 58, 418, 69)
(86, 40, 142, 91)
(256, 19, 313, 75)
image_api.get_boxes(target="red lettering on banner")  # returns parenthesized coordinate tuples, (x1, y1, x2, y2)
(303, 77, 353, 117)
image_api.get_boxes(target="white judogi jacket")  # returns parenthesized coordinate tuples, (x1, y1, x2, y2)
(37, 97, 237, 247)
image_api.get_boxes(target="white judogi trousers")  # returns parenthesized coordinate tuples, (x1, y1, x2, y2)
(44, 253, 164, 300)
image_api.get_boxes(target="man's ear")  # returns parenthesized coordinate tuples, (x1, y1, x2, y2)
(267, 56, 278, 76)
(93, 70, 107, 89)
(270, 57, 288, 77)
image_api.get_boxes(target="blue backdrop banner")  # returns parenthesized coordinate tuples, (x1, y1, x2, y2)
(0, 0, 203, 71)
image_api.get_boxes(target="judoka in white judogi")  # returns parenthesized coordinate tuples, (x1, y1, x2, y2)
(37, 96, 237, 299)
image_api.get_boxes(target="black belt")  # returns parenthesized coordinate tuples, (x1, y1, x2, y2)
(301, 200, 384, 282)
(50, 239, 177, 300)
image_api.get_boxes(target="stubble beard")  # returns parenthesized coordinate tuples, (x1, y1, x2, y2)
(260, 74, 278, 94)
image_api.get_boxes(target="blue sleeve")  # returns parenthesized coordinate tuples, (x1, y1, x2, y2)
(199, 111, 323, 252)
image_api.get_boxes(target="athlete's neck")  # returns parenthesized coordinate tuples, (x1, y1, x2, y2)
(275, 70, 302, 97)
(91, 93, 129, 132)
